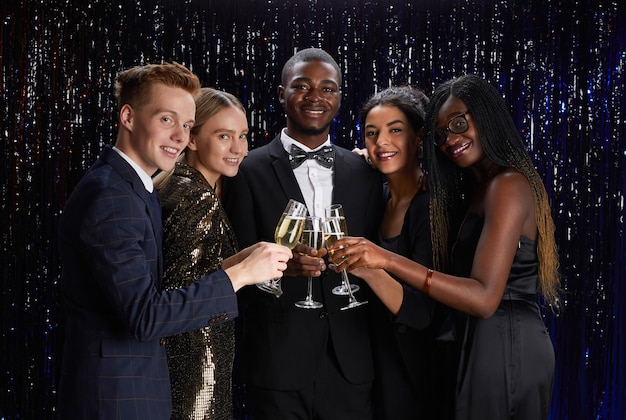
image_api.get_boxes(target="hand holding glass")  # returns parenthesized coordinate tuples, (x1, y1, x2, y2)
(324, 204, 359, 295)
(257, 199, 307, 297)
(323, 204, 367, 310)
(295, 216, 324, 309)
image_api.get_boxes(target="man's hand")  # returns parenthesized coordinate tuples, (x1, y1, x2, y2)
(284, 242, 327, 277)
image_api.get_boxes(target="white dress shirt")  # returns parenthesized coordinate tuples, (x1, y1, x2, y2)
(280, 128, 333, 219)
(112, 146, 154, 192)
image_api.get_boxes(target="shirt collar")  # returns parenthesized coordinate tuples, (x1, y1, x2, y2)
(280, 128, 332, 153)
(112, 146, 154, 192)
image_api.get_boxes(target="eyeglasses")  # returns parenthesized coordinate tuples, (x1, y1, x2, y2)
(433, 112, 470, 146)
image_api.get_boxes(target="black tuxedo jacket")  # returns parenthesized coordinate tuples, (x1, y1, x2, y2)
(223, 135, 383, 390)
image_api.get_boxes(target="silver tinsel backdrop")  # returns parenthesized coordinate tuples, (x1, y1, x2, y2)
(1, 0, 624, 418)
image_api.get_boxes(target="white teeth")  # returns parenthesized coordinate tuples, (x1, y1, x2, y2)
(162, 147, 177, 154)
(451, 143, 469, 155)
(225, 158, 239, 163)
(377, 152, 396, 158)
(304, 110, 323, 114)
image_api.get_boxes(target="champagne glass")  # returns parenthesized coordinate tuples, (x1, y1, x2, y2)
(324, 204, 359, 296)
(295, 216, 324, 309)
(323, 204, 367, 310)
(257, 199, 307, 297)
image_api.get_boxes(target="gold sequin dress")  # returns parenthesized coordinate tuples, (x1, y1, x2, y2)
(157, 162, 238, 420)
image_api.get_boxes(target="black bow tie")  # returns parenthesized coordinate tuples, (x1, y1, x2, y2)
(289, 144, 335, 169)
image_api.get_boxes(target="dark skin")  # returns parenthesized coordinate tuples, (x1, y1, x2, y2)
(278, 59, 343, 277)
(278, 59, 342, 149)
(328, 96, 538, 319)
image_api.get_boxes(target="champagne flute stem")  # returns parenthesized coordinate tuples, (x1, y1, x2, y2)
(341, 269, 356, 301)
(306, 276, 314, 302)
(257, 278, 282, 297)
(339, 269, 368, 311)
(273, 278, 283, 292)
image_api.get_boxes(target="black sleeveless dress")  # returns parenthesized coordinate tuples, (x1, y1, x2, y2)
(452, 214, 555, 420)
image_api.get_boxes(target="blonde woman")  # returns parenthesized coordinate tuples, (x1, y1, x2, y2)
(155, 88, 272, 419)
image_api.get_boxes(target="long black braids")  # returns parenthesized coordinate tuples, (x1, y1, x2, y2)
(423, 74, 560, 306)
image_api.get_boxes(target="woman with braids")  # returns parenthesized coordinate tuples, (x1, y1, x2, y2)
(330, 74, 560, 419)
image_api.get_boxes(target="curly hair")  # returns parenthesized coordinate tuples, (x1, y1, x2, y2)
(359, 85, 429, 136)
(423, 74, 560, 306)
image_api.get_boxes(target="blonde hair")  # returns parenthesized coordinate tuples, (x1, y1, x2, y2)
(153, 88, 246, 188)
(190, 88, 245, 137)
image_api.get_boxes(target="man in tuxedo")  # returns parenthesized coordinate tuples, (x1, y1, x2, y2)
(57, 62, 291, 419)
(223, 48, 383, 419)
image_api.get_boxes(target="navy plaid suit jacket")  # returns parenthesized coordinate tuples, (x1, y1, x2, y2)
(57, 145, 239, 419)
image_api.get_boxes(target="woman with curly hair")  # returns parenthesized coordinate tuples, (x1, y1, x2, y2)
(329, 74, 560, 420)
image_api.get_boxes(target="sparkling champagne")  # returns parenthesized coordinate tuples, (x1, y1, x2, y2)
(301, 229, 323, 251)
(324, 216, 347, 249)
(274, 215, 305, 249)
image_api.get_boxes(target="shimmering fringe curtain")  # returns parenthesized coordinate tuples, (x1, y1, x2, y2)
(1, 0, 624, 418)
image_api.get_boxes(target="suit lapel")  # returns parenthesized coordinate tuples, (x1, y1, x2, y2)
(268, 137, 307, 204)
(267, 138, 357, 210)
(102, 145, 164, 281)
(147, 191, 164, 280)
(331, 147, 352, 204)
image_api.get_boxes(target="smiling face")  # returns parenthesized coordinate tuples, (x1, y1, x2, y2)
(278, 59, 341, 148)
(364, 104, 420, 176)
(186, 106, 248, 187)
(117, 83, 196, 175)
(435, 96, 485, 168)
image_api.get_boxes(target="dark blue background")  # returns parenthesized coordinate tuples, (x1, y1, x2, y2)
(1, 0, 624, 418)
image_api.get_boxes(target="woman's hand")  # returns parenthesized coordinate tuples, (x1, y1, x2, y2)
(352, 147, 375, 167)
(327, 237, 390, 272)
